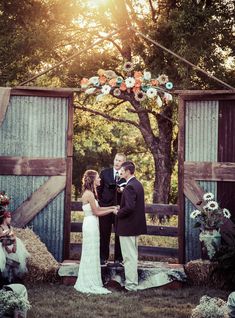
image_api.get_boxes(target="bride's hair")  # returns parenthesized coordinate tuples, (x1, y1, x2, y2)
(82, 170, 98, 197)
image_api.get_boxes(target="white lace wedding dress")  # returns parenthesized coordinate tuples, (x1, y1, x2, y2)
(74, 201, 111, 294)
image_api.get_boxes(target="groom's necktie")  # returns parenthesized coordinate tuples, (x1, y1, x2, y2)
(115, 171, 120, 183)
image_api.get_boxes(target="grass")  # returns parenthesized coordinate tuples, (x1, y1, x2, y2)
(26, 282, 230, 318)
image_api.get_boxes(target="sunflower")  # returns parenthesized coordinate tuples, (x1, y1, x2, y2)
(206, 201, 219, 211)
(134, 91, 146, 102)
(203, 192, 214, 201)
(123, 61, 134, 72)
(223, 208, 231, 218)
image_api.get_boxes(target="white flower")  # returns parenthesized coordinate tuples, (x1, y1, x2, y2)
(89, 76, 100, 86)
(157, 74, 169, 84)
(96, 94, 104, 101)
(203, 192, 214, 201)
(223, 208, 231, 218)
(146, 87, 157, 98)
(143, 71, 151, 81)
(113, 88, 121, 97)
(104, 70, 117, 79)
(125, 77, 135, 88)
(101, 85, 111, 95)
(134, 91, 146, 102)
(164, 92, 173, 102)
(156, 95, 163, 107)
(191, 295, 229, 318)
(190, 210, 201, 219)
(206, 201, 219, 211)
(85, 88, 96, 95)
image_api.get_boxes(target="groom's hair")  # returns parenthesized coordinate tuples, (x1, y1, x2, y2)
(121, 161, 135, 175)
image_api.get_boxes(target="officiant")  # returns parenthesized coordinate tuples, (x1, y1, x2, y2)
(97, 153, 126, 266)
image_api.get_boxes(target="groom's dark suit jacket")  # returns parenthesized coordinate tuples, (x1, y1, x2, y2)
(115, 177, 147, 236)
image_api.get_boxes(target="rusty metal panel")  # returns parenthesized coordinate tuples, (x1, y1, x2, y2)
(0, 95, 68, 261)
(217, 99, 235, 219)
(184, 100, 218, 261)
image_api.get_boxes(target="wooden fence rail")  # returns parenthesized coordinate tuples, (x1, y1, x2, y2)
(70, 201, 179, 260)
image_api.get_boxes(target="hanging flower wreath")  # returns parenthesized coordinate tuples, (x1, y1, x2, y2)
(80, 62, 173, 107)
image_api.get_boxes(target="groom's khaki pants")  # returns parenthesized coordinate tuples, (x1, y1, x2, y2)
(119, 236, 138, 291)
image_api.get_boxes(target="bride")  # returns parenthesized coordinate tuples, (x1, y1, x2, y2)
(74, 170, 117, 294)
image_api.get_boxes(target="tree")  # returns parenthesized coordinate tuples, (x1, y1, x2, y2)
(67, 0, 234, 203)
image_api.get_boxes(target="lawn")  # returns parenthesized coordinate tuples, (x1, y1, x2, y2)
(26, 282, 230, 318)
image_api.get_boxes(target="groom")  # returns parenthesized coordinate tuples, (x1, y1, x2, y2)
(114, 161, 147, 291)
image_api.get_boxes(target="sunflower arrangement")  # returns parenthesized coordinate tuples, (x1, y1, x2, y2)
(190, 192, 230, 231)
(80, 61, 173, 106)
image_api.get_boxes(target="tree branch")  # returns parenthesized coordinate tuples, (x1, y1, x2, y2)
(126, 107, 175, 123)
(148, 0, 157, 22)
(73, 103, 139, 127)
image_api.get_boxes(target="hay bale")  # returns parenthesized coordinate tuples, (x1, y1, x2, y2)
(184, 259, 219, 287)
(14, 227, 59, 282)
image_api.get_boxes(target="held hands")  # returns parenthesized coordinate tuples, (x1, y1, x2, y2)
(113, 205, 119, 215)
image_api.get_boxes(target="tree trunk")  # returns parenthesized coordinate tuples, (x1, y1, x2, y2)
(130, 98, 174, 203)
(152, 104, 174, 203)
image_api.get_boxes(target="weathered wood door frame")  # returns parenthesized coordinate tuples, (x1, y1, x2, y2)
(177, 90, 235, 264)
(0, 87, 74, 260)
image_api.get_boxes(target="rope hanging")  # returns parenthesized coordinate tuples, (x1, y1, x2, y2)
(19, 25, 234, 90)
(19, 27, 126, 86)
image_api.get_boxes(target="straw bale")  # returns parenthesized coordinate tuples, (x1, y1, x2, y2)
(14, 227, 60, 282)
(184, 259, 223, 287)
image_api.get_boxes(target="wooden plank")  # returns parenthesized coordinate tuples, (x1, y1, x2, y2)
(0, 157, 66, 176)
(175, 90, 235, 101)
(71, 222, 178, 237)
(183, 178, 205, 208)
(11, 87, 74, 98)
(70, 243, 178, 258)
(178, 95, 185, 264)
(145, 203, 179, 215)
(11, 176, 66, 227)
(63, 93, 74, 260)
(66, 95, 74, 157)
(63, 157, 73, 260)
(184, 161, 235, 181)
(138, 246, 178, 258)
(71, 201, 179, 215)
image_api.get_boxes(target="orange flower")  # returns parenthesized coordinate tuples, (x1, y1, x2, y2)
(120, 82, 127, 91)
(151, 79, 159, 86)
(132, 86, 140, 93)
(134, 79, 142, 88)
(134, 71, 142, 80)
(109, 78, 117, 87)
(99, 75, 107, 84)
(80, 78, 89, 87)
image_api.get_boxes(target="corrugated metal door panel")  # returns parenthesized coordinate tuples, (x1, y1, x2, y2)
(185, 100, 218, 261)
(217, 99, 235, 218)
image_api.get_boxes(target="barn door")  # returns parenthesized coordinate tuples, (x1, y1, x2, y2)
(178, 91, 235, 263)
(0, 87, 73, 261)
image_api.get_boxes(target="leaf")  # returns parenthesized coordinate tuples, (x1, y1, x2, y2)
(194, 222, 201, 228)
